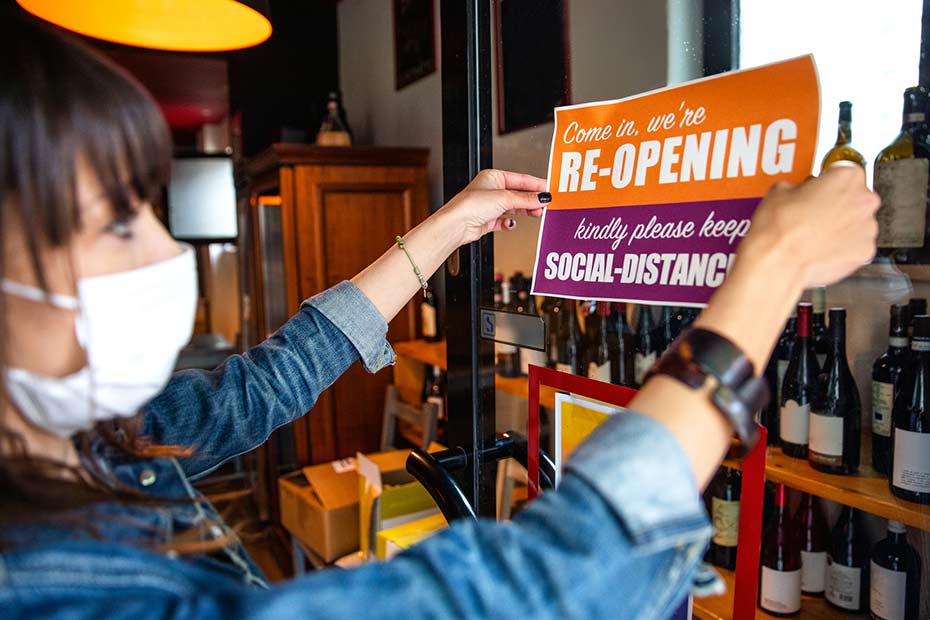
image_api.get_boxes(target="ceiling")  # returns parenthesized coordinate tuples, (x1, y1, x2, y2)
(101, 46, 229, 130)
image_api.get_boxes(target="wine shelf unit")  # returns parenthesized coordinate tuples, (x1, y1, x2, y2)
(393, 339, 558, 409)
(395, 340, 929, 620)
(721, 434, 930, 532)
(694, 568, 844, 620)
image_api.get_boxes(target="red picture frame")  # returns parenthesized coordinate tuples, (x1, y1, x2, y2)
(526, 365, 767, 620)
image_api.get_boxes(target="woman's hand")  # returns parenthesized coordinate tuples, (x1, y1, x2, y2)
(740, 165, 880, 289)
(434, 169, 549, 246)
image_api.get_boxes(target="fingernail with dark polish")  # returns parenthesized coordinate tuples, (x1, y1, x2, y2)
(507, 218, 516, 229)
(537, 192, 552, 204)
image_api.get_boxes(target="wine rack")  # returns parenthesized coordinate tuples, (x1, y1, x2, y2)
(393, 339, 930, 620)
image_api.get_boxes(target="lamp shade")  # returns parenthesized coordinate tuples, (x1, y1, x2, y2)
(17, 0, 272, 52)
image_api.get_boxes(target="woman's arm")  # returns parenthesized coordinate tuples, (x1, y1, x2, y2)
(353, 169, 548, 322)
(628, 166, 880, 490)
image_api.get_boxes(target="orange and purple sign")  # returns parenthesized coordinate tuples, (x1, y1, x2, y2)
(531, 55, 820, 306)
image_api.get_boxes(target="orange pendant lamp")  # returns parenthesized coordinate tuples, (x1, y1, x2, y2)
(17, 0, 272, 52)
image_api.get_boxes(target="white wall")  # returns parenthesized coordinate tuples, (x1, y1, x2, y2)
(338, 0, 444, 211)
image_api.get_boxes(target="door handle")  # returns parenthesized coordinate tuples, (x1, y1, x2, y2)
(405, 431, 556, 522)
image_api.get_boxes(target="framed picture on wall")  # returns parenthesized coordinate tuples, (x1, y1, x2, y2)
(393, 0, 436, 90)
(495, 0, 570, 134)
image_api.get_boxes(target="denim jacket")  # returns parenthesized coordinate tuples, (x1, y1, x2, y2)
(0, 281, 712, 619)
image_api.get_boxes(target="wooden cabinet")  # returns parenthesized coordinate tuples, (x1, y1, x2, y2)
(243, 145, 430, 468)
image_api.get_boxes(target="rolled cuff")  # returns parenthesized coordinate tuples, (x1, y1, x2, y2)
(564, 411, 710, 550)
(305, 281, 395, 373)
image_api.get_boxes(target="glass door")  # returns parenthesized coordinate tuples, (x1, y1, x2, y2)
(441, 1, 930, 617)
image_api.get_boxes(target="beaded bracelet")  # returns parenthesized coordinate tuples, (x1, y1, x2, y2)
(396, 236, 428, 297)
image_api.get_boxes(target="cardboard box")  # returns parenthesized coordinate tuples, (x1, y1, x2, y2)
(279, 462, 360, 563)
(279, 445, 444, 563)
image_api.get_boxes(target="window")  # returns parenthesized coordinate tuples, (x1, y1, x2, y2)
(740, 0, 922, 181)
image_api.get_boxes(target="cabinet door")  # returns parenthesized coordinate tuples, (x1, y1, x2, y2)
(295, 163, 429, 462)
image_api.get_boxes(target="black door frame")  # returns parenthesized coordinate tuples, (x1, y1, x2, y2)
(439, 0, 497, 517)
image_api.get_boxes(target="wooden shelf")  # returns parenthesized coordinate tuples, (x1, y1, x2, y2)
(694, 567, 850, 620)
(393, 339, 557, 409)
(722, 433, 930, 532)
(393, 339, 447, 369)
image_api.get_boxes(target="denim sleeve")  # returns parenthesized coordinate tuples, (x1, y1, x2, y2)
(141, 281, 394, 479)
(8, 412, 711, 620)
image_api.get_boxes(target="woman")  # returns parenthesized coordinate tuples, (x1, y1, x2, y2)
(0, 14, 878, 620)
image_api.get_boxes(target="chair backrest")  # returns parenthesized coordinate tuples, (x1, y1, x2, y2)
(380, 385, 439, 451)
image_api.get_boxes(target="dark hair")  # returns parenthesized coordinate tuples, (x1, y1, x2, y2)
(0, 13, 199, 548)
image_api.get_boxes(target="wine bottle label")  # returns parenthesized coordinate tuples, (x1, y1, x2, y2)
(587, 361, 611, 383)
(633, 352, 657, 385)
(875, 158, 929, 248)
(801, 550, 827, 593)
(872, 381, 894, 438)
(809, 411, 844, 465)
(711, 497, 739, 547)
(760, 567, 802, 614)
(555, 362, 574, 374)
(420, 303, 437, 338)
(776, 359, 789, 404)
(892, 428, 930, 493)
(870, 560, 907, 620)
(427, 395, 445, 421)
(826, 558, 863, 610)
(780, 400, 810, 446)
(817, 352, 827, 369)
(889, 337, 908, 348)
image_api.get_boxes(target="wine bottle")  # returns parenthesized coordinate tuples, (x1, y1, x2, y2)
(659, 306, 675, 353)
(907, 298, 926, 337)
(315, 91, 353, 146)
(874, 87, 930, 262)
(587, 302, 611, 383)
(761, 354, 780, 445)
(796, 493, 829, 596)
(870, 520, 922, 620)
(710, 466, 741, 570)
(496, 281, 521, 378)
(493, 272, 503, 308)
(775, 314, 797, 407)
(811, 287, 829, 369)
(890, 314, 930, 504)
(809, 308, 861, 474)
(634, 305, 660, 387)
(424, 365, 445, 422)
(826, 505, 870, 613)
(781, 303, 822, 459)
(546, 298, 563, 368)
(759, 483, 802, 616)
(820, 100, 867, 170)
(555, 299, 582, 375)
(420, 281, 440, 343)
(519, 279, 548, 375)
(873, 304, 909, 475)
(679, 306, 699, 330)
(607, 303, 633, 386)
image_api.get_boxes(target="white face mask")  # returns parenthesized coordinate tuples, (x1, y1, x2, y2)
(2, 244, 197, 437)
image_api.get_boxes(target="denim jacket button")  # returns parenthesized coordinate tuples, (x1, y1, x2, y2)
(139, 468, 157, 487)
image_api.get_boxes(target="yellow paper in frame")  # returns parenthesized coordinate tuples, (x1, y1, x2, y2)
(553, 393, 625, 486)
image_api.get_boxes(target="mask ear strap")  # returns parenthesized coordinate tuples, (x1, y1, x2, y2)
(1, 279, 79, 310)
